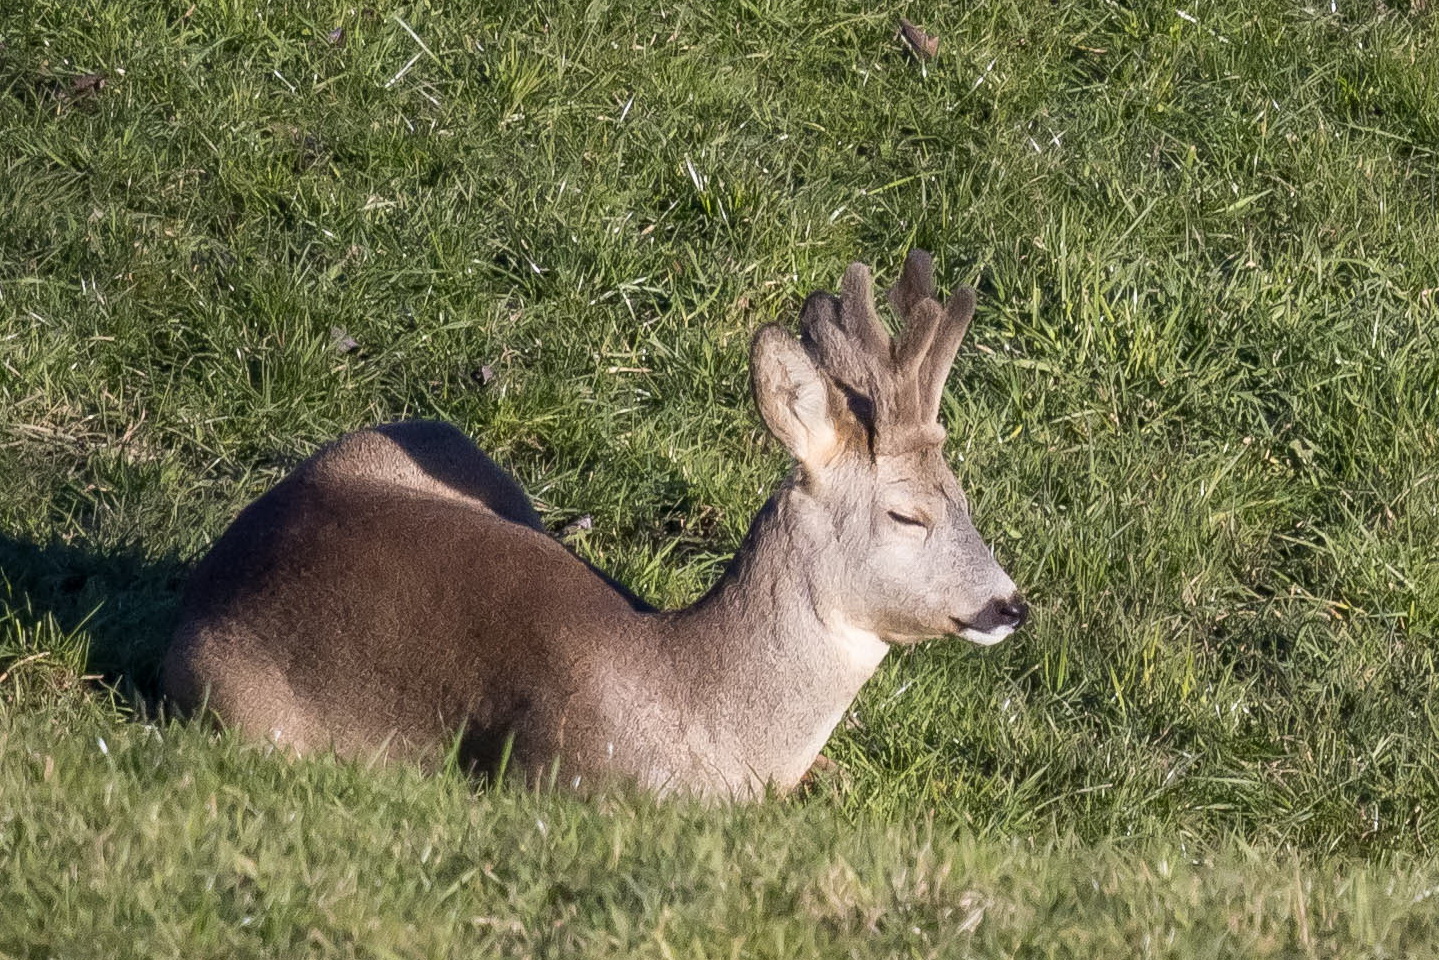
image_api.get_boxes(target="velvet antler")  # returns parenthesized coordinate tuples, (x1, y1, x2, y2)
(798, 250, 974, 454)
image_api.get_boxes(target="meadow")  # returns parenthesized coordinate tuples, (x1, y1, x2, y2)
(2, 0, 1438, 955)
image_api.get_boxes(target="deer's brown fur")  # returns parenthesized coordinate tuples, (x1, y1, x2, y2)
(163, 251, 1026, 798)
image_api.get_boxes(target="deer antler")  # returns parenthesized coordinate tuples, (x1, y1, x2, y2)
(799, 250, 974, 454)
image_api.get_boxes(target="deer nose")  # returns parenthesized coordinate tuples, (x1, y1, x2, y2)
(992, 597, 1028, 630)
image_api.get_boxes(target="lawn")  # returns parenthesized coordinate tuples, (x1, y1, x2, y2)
(2, 0, 1438, 955)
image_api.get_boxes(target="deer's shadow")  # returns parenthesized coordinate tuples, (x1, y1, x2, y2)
(0, 533, 188, 702)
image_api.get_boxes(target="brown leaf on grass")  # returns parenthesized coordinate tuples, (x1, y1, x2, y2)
(36, 70, 109, 108)
(70, 72, 107, 97)
(897, 17, 939, 60)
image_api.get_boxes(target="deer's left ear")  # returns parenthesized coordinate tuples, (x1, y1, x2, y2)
(751, 324, 855, 471)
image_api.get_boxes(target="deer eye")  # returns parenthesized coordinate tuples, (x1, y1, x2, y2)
(886, 510, 929, 530)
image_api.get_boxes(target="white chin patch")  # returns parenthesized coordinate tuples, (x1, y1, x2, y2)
(827, 613, 892, 673)
(960, 624, 1014, 647)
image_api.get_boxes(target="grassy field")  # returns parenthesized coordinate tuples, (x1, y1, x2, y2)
(3, 0, 1439, 954)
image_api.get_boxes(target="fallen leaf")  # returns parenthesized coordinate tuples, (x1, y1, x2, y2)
(897, 17, 939, 60)
(70, 72, 107, 96)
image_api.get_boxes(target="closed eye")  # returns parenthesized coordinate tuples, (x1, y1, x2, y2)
(887, 510, 929, 529)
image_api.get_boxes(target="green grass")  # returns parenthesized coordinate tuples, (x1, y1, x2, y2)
(5, 704, 1439, 959)
(3, 0, 1439, 954)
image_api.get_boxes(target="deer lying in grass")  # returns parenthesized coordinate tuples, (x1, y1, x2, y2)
(163, 251, 1026, 798)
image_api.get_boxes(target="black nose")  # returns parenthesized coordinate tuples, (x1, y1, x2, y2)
(994, 597, 1028, 629)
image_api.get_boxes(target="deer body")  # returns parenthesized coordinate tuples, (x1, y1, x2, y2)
(164, 253, 1026, 798)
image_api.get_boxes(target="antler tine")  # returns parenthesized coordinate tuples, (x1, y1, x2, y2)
(915, 286, 975, 422)
(886, 248, 936, 320)
(800, 267, 890, 408)
(793, 253, 970, 453)
(890, 250, 943, 374)
(797, 289, 842, 340)
(838, 263, 891, 360)
(798, 290, 845, 365)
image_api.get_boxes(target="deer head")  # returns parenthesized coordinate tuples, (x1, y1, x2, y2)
(751, 250, 1025, 646)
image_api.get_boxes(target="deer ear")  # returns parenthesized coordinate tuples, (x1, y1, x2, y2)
(751, 324, 850, 470)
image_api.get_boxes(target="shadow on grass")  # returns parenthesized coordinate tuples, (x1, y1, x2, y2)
(0, 533, 187, 703)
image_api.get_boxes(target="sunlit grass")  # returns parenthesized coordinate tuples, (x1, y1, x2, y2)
(2, 0, 1438, 953)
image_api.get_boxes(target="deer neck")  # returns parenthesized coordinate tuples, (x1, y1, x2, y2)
(657, 480, 890, 791)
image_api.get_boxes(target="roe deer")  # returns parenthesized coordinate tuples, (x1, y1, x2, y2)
(163, 251, 1026, 798)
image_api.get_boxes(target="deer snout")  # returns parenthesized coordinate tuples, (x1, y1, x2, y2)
(993, 597, 1028, 630)
(954, 594, 1028, 646)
